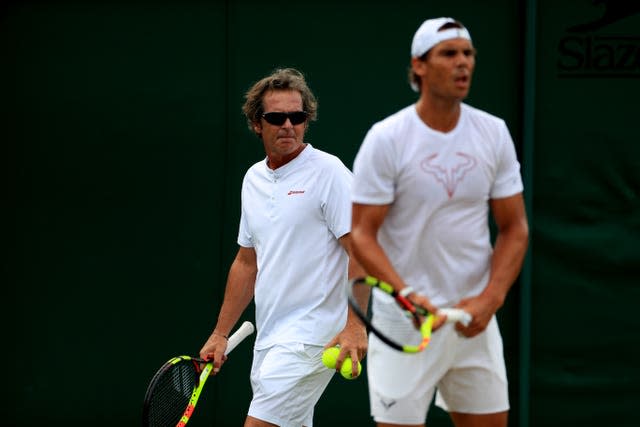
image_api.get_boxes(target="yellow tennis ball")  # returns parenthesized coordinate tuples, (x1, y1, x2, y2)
(321, 347, 340, 370)
(339, 357, 362, 380)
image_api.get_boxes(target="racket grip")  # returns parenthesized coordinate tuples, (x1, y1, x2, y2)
(437, 308, 472, 326)
(224, 321, 255, 355)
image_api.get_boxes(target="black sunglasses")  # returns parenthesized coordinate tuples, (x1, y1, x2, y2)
(261, 111, 308, 126)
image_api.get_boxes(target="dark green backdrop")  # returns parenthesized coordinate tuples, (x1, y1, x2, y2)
(530, 1, 640, 426)
(3, 1, 638, 426)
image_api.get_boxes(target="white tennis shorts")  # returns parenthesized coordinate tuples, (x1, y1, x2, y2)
(367, 315, 509, 424)
(247, 342, 334, 427)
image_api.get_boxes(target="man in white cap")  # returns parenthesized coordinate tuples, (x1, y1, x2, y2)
(350, 17, 529, 427)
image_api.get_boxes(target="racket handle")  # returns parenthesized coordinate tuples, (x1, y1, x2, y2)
(224, 321, 255, 355)
(437, 308, 472, 327)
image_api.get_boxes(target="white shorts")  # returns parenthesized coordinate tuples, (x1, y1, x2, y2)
(248, 342, 335, 427)
(367, 315, 509, 424)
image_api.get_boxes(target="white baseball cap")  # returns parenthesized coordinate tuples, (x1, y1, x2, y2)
(411, 17, 472, 58)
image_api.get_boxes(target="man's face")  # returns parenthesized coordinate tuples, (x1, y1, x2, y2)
(253, 89, 307, 166)
(415, 38, 476, 101)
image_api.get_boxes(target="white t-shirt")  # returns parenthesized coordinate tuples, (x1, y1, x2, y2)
(352, 103, 523, 308)
(238, 144, 353, 350)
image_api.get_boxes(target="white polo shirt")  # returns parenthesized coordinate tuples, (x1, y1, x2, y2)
(352, 103, 523, 308)
(238, 144, 353, 350)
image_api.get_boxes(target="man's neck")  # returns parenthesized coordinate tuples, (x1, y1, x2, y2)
(266, 143, 307, 170)
(415, 97, 462, 133)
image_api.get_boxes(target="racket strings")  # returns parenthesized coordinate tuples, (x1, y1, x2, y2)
(372, 306, 426, 346)
(146, 362, 198, 427)
(348, 277, 433, 353)
(361, 284, 424, 346)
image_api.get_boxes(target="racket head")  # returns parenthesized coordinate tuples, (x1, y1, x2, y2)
(347, 276, 433, 353)
(142, 356, 208, 427)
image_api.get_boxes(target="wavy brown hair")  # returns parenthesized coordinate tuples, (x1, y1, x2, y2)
(242, 68, 318, 133)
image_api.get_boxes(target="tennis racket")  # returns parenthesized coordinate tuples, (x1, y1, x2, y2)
(347, 276, 471, 353)
(142, 321, 255, 427)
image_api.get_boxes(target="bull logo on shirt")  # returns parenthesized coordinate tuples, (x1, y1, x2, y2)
(420, 152, 477, 198)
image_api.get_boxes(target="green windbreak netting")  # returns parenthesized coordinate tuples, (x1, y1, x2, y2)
(532, 2, 640, 425)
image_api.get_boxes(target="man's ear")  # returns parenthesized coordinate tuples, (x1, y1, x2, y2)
(411, 56, 428, 78)
(252, 121, 262, 136)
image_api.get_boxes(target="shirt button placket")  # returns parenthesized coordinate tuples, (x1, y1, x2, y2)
(269, 174, 277, 220)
